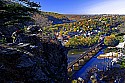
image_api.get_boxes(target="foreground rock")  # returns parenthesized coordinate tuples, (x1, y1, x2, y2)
(0, 35, 68, 83)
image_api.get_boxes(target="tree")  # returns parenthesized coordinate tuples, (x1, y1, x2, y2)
(65, 36, 99, 48)
(104, 35, 119, 46)
(0, 0, 41, 42)
(0, 0, 40, 27)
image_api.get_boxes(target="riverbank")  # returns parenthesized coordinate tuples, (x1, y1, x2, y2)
(68, 48, 88, 55)
(67, 46, 103, 80)
(72, 49, 105, 79)
(71, 46, 114, 82)
(97, 52, 118, 59)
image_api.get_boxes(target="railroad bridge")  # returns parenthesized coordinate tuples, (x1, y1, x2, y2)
(67, 41, 104, 75)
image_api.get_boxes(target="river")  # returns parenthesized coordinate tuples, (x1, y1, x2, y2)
(68, 54, 82, 64)
(71, 47, 112, 80)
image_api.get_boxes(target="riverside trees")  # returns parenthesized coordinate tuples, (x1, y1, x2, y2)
(65, 35, 99, 48)
(104, 34, 119, 47)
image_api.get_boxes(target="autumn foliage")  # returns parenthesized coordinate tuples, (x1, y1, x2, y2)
(104, 34, 119, 46)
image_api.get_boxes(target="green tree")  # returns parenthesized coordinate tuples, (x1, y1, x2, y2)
(0, 0, 40, 27)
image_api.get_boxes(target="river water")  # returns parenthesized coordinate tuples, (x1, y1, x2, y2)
(68, 54, 81, 64)
(72, 48, 112, 79)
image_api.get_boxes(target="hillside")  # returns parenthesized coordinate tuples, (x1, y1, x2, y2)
(32, 11, 71, 26)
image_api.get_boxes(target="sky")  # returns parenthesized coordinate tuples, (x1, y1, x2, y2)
(33, 0, 125, 14)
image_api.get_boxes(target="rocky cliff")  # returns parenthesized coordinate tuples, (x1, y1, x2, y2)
(0, 35, 68, 83)
(0, 1, 68, 82)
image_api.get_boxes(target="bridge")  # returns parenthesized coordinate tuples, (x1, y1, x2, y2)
(67, 41, 104, 75)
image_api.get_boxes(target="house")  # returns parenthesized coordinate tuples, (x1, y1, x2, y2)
(57, 35, 63, 41)
(83, 33, 87, 37)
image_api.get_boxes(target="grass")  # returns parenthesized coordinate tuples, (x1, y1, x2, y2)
(68, 48, 89, 55)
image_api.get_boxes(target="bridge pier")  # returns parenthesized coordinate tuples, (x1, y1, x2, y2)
(73, 63, 79, 71)
(88, 52, 92, 55)
(84, 55, 89, 62)
(88, 52, 92, 58)
(92, 50, 96, 53)
(79, 59, 84, 66)
(95, 48, 98, 52)
(68, 67, 73, 73)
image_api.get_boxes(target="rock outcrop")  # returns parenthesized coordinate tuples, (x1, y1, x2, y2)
(0, 35, 68, 83)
